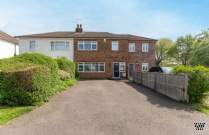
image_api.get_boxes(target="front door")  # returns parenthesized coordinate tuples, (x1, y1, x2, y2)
(113, 62, 120, 78)
(128, 64, 135, 80)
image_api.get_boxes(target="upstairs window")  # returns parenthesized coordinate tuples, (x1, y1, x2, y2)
(112, 41, 119, 51)
(142, 43, 149, 52)
(129, 43, 135, 52)
(51, 41, 70, 51)
(142, 63, 149, 72)
(29, 41, 36, 51)
(78, 41, 97, 51)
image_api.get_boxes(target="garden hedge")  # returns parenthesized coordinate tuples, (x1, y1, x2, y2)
(15, 53, 60, 87)
(173, 66, 209, 103)
(56, 57, 75, 79)
(0, 53, 76, 106)
(0, 66, 51, 105)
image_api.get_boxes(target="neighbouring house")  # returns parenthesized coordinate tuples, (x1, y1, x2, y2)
(16, 33, 74, 60)
(17, 24, 157, 79)
(0, 31, 19, 59)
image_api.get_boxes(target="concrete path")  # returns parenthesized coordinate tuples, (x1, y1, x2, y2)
(0, 80, 208, 135)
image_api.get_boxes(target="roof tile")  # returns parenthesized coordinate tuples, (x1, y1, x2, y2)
(16, 31, 157, 41)
(0, 31, 18, 44)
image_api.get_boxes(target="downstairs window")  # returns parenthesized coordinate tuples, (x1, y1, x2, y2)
(78, 62, 105, 72)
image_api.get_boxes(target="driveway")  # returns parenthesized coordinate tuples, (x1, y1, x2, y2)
(0, 80, 208, 135)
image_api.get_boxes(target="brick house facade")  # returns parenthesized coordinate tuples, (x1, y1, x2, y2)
(74, 25, 157, 79)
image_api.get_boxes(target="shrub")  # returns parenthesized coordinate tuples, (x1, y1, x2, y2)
(58, 70, 70, 81)
(173, 66, 209, 103)
(0, 57, 35, 72)
(75, 71, 80, 80)
(15, 53, 60, 87)
(0, 66, 51, 106)
(56, 57, 75, 79)
(0, 53, 76, 106)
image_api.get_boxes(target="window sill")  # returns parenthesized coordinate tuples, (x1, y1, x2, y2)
(77, 50, 98, 51)
(78, 71, 105, 73)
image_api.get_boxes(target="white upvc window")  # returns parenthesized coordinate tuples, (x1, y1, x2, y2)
(78, 62, 105, 72)
(29, 41, 36, 51)
(51, 41, 70, 51)
(119, 62, 126, 72)
(112, 41, 119, 51)
(129, 43, 135, 52)
(142, 43, 149, 52)
(142, 63, 149, 72)
(78, 41, 97, 51)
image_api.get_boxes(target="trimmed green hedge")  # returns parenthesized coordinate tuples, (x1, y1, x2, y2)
(0, 53, 76, 106)
(0, 66, 51, 105)
(15, 53, 60, 87)
(56, 57, 75, 79)
(173, 66, 209, 103)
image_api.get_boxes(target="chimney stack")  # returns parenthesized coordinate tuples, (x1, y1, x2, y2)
(75, 24, 83, 33)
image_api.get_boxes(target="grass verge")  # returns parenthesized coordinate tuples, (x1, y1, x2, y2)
(192, 104, 209, 115)
(0, 106, 35, 125)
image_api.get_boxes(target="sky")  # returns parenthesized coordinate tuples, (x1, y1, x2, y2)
(0, 0, 209, 40)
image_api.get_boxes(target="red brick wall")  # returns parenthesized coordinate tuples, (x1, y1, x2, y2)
(74, 38, 156, 79)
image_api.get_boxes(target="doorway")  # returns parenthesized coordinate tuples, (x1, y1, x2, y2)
(113, 62, 120, 78)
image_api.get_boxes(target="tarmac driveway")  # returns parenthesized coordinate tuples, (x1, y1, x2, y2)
(0, 80, 208, 135)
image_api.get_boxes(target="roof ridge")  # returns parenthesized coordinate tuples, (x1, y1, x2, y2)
(16, 31, 157, 41)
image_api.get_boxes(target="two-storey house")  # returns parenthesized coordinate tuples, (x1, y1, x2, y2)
(17, 24, 157, 79)
(17, 32, 74, 60)
(74, 25, 156, 79)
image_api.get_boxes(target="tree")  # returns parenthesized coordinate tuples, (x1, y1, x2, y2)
(155, 38, 173, 66)
(169, 35, 195, 65)
(190, 30, 209, 66)
(195, 29, 209, 41)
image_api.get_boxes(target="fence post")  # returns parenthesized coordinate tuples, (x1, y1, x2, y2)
(185, 75, 189, 102)
(154, 73, 157, 90)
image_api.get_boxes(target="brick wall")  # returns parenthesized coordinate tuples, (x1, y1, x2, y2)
(74, 38, 156, 79)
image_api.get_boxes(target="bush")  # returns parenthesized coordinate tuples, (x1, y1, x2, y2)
(56, 57, 75, 79)
(173, 66, 209, 103)
(75, 71, 80, 80)
(15, 53, 60, 87)
(58, 70, 71, 81)
(0, 66, 51, 106)
(0, 53, 77, 106)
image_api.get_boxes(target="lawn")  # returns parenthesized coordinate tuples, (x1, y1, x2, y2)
(0, 106, 35, 125)
(192, 104, 209, 115)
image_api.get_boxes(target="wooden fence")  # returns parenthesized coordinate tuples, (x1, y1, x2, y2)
(130, 72, 189, 102)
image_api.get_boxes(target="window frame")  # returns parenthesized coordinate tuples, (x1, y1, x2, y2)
(119, 62, 126, 72)
(78, 41, 97, 51)
(142, 63, 149, 72)
(29, 41, 36, 51)
(77, 62, 105, 72)
(50, 41, 70, 51)
(129, 43, 136, 52)
(142, 43, 149, 52)
(112, 41, 119, 51)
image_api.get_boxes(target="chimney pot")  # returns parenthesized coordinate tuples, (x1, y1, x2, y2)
(75, 24, 83, 33)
